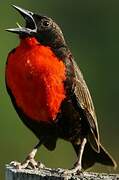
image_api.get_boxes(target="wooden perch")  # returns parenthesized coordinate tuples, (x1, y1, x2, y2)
(5, 164, 119, 180)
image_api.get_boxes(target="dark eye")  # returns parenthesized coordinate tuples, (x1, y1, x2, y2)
(42, 20, 51, 27)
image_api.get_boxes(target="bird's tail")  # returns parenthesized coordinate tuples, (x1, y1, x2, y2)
(73, 142, 117, 170)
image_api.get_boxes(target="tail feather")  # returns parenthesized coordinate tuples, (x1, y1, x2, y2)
(96, 144, 117, 168)
(72, 142, 117, 170)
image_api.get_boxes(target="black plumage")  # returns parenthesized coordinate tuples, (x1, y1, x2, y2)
(5, 5, 116, 172)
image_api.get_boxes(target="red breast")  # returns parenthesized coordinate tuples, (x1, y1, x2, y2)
(6, 37, 66, 122)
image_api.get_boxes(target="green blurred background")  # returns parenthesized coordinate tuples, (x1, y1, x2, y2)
(0, 0, 119, 179)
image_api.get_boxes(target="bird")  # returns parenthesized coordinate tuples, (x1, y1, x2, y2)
(5, 5, 117, 173)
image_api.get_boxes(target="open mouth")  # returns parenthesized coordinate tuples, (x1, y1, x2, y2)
(6, 5, 37, 35)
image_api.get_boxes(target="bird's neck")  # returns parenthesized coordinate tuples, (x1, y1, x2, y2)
(19, 36, 68, 60)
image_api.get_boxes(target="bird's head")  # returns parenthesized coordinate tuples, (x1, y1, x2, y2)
(6, 5, 66, 49)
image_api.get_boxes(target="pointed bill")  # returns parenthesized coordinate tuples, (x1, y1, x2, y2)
(6, 5, 37, 35)
(6, 27, 36, 35)
(12, 5, 33, 17)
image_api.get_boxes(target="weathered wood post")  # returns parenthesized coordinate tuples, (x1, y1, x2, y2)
(5, 164, 119, 180)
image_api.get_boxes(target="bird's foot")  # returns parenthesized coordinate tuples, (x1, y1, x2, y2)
(10, 159, 45, 170)
(63, 163, 82, 175)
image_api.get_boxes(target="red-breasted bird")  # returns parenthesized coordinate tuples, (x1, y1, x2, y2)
(6, 5, 117, 173)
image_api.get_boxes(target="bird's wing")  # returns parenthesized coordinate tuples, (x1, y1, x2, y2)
(72, 59, 100, 152)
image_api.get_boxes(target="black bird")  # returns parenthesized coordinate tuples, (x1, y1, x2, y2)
(5, 5, 117, 173)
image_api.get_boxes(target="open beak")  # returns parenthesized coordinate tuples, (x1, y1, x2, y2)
(6, 5, 37, 35)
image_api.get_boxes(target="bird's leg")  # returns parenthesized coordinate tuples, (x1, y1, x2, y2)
(10, 140, 45, 169)
(73, 138, 87, 173)
(21, 141, 45, 169)
(64, 138, 87, 174)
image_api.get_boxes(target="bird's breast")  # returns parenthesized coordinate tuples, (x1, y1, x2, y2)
(6, 38, 66, 122)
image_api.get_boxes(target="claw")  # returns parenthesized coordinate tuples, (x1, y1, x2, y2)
(10, 159, 45, 170)
(10, 142, 44, 170)
(37, 161, 46, 169)
(63, 163, 82, 175)
(10, 161, 22, 169)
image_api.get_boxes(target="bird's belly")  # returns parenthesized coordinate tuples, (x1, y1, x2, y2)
(57, 100, 89, 144)
(6, 45, 66, 122)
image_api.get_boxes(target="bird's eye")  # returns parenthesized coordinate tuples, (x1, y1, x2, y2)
(42, 20, 51, 27)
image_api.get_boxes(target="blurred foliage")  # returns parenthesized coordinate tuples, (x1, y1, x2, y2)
(0, 0, 119, 179)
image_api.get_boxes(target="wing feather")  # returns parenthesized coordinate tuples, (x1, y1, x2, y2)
(72, 59, 100, 152)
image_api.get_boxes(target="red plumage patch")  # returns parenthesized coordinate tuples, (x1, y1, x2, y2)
(6, 37, 66, 122)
